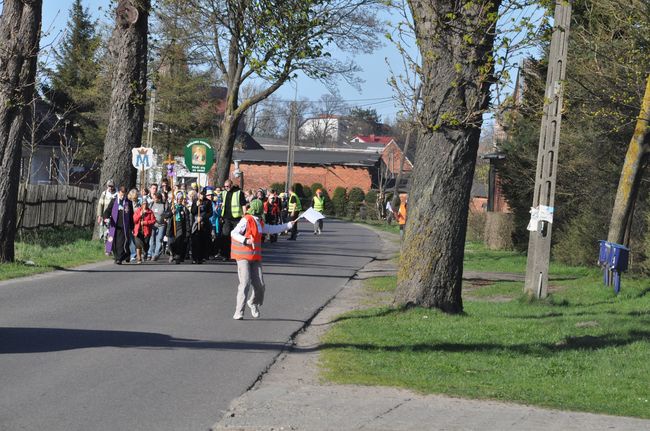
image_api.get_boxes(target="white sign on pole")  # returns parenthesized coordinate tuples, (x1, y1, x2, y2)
(131, 147, 155, 170)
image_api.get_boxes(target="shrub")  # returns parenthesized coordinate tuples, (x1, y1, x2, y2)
(348, 187, 365, 203)
(466, 211, 486, 242)
(553, 211, 605, 267)
(293, 183, 305, 197)
(310, 183, 324, 195)
(269, 182, 285, 194)
(365, 189, 380, 220)
(332, 187, 347, 216)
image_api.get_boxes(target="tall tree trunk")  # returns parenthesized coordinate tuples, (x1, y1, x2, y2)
(214, 90, 242, 187)
(607, 74, 650, 245)
(394, 0, 500, 313)
(99, 0, 149, 191)
(0, 0, 42, 263)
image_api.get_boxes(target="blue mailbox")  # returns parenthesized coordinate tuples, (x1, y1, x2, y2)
(598, 240, 630, 294)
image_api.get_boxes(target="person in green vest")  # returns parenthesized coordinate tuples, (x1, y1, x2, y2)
(287, 186, 302, 240)
(219, 179, 248, 259)
(311, 188, 326, 235)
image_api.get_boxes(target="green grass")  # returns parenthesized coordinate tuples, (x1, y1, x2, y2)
(463, 241, 594, 278)
(0, 227, 108, 281)
(321, 266, 650, 418)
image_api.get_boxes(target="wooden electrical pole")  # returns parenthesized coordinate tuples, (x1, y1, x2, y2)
(524, 0, 572, 298)
(285, 102, 297, 194)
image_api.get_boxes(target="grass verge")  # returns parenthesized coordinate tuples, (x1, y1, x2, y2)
(0, 227, 108, 281)
(320, 265, 650, 418)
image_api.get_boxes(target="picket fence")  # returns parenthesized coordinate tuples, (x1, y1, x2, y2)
(17, 184, 98, 230)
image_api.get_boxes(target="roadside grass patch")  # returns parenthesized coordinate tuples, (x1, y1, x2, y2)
(463, 241, 593, 278)
(0, 227, 107, 281)
(321, 258, 650, 418)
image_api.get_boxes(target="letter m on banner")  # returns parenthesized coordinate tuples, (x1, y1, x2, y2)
(131, 147, 155, 170)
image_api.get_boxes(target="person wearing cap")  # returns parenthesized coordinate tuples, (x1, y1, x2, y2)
(311, 188, 326, 235)
(96, 180, 116, 242)
(230, 198, 294, 320)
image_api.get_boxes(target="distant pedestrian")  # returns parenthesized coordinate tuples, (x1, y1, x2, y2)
(287, 186, 302, 240)
(103, 186, 133, 264)
(133, 199, 155, 264)
(190, 189, 213, 264)
(220, 179, 247, 259)
(165, 192, 190, 264)
(148, 192, 167, 261)
(385, 199, 394, 224)
(311, 188, 325, 235)
(396, 193, 408, 242)
(230, 199, 294, 320)
(264, 190, 281, 243)
(127, 189, 140, 262)
(96, 179, 116, 241)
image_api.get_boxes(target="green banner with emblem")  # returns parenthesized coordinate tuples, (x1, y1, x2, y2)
(184, 139, 214, 173)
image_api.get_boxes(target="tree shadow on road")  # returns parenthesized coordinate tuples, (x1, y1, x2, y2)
(0, 327, 300, 354)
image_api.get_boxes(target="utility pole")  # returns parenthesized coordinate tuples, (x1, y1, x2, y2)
(146, 86, 156, 148)
(524, 0, 572, 298)
(285, 101, 297, 194)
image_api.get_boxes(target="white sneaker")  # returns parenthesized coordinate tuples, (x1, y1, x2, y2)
(233, 311, 244, 320)
(247, 301, 260, 318)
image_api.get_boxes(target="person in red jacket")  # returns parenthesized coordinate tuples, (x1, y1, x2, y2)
(133, 199, 156, 264)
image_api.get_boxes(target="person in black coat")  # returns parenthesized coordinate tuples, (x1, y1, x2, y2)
(190, 189, 213, 264)
(165, 192, 190, 264)
(103, 186, 133, 264)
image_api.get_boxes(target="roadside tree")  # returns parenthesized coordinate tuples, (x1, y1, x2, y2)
(0, 0, 42, 262)
(169, 0, 383, 186)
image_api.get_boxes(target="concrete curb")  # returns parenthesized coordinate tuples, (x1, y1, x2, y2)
(211, 225, 650, 431)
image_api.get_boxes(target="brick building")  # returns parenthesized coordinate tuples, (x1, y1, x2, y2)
(228, 149, 380, 193)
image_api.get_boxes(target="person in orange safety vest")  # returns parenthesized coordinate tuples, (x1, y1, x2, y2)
(395, 193, 408, 242)
(230, 198, 294, 320)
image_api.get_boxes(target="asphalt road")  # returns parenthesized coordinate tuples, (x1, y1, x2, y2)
(0, 220, 381, 431)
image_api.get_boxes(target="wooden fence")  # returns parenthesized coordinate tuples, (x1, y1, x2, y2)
(17, 184, 98, 230)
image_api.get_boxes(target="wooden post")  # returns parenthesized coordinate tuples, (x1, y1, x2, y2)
(524, 1, 572, 298)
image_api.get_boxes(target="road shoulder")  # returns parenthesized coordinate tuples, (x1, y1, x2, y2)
(212, 226, 650, 431)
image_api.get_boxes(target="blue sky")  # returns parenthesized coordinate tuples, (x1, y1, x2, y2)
(40, 1, 544, 124)
(41, 1, 410, 122)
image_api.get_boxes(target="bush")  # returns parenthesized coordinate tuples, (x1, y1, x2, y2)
(346, 187, 365, 219)
(293, 183, 305, 197)
(365, 190, 380, 220)
(348, 187, 365, 203)
(269, 182, 285, 193)
(311, 183, 324, 195)
(466, 211, 486, 242)
(332, 187, 347, 217)
(553, 211, 605, 267)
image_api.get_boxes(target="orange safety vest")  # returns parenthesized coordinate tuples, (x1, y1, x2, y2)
(231, 214, 263, 261)
(397, 202, 407, 225)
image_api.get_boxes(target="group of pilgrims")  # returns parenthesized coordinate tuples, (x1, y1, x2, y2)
(96, 177, 326, 266)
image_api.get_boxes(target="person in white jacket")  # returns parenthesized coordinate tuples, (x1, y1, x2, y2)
(230, 199, 294, 320)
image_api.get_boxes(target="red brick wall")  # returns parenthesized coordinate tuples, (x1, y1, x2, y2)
(226, 162, 373, 194)
(381, 142, 413, 175)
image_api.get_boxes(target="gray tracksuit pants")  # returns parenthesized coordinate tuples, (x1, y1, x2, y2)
(235, 259, 265, 314)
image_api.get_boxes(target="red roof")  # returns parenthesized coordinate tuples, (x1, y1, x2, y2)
(353, 134, 394, 145)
